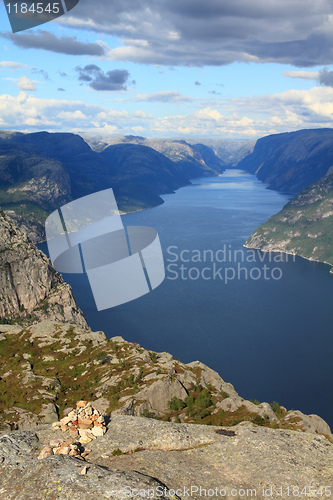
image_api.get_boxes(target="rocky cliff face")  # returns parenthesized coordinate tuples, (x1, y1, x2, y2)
(0, 211, 88, 328)
(237, 128, 333, 193)
(245, 174, 333, 271)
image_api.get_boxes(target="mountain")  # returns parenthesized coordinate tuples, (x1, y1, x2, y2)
(0, 210, 88, 328)
(245, 174, 333, 271)
(185, 137, 256, 165)
(5, 131, 106, 200)
(99, 143, 190, 211)
(0, 138, 71, 241)
(0, 132, 227, 240)
(86, 135, 226, 176)
(237, 128, 333, 193)
(87, 134, 255, 167)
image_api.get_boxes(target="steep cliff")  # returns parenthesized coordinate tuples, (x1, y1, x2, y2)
(0, 211, 88, 328)
(245, 174, 333, 271)
(237, 128, 333, 193)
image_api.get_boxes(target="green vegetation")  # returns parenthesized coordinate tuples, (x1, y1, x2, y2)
(0, 323, 307, 434)
(246, 174, 333, 269)
(148, 351, 159, 363)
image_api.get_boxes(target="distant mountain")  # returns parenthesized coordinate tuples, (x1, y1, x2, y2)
(6, 131, 106, 199)
(237, 128, 333, 194)
(88, 134, 255, 167)
(89, 135, 226, 177)
(0, 132, 227, 239)
(0, 138, 71, 241)
(245, 174, 333, 271)
(184, 137, 256, 166)
(99, 143, 191, 211)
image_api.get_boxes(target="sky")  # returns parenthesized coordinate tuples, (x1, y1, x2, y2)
(1, 0, 333, 140)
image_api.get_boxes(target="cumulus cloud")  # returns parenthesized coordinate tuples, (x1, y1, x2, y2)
(57, 0, 333, 67)
(0, 92, 143, 131)
(17, 76, 36, 91)
(1, 85, 333, 139)
(76, 65, 131, 91)
(2, 30, 104, 56)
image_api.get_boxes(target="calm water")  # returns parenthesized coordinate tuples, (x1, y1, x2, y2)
(40, 170, 333, 427)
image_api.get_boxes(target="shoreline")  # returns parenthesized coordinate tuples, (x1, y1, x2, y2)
(243, 243, 333, 273)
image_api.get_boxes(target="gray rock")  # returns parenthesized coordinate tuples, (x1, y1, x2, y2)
(85, 416, 333, 497)
(0, 454, 177, 500)
(39, 403, 58, 424)
(0, 431, 39, 464)
(135, 378, 188, 413)
(186, 360, 238, 396)
(284, 410, 332, 435)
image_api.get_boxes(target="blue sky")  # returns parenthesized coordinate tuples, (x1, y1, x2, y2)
(1, 0, 333, 139)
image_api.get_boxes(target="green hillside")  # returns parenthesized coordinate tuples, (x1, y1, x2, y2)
(245, 174, 333, 272)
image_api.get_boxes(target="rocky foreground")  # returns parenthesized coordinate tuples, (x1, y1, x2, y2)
(0, 320, 332, 498)
(0, 321, 331, 436)
(0, 413, 332, 499)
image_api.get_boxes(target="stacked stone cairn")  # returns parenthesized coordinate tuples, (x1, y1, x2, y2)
(38, 400, 107, 460)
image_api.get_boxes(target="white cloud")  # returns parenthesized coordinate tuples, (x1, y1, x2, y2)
(0, 61, 29, 70)
(134, 91, 193, 103)
(17, 76, 36, 91)
(1, 85, 333, 139)
(284, 71, 319, 80)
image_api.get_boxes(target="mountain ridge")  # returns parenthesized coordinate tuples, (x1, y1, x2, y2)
(237, 128, 333, 194)
(0, 131, 227, 241)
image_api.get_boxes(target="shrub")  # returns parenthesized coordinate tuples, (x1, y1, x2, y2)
(168, 397, 186, 411)
(149, 351, 158, 363)
(220, 391, 230, 400)
(112, 449, 123, 456)
(271, 401, 283, 416)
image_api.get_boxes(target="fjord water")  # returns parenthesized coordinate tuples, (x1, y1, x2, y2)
(47, 170, 333, 427)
